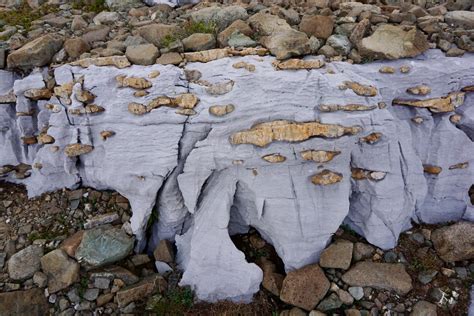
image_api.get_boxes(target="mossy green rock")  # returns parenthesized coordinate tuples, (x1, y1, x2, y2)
(75, 226, 134, 267)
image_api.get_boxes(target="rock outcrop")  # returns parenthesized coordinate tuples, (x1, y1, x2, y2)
(0, 49, 473, 302)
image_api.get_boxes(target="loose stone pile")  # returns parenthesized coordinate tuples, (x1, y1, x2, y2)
(0, 0, 473, 70)
(0, 0, 473, 314)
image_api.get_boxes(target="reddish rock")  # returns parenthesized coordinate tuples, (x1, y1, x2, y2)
(115, 274, 167, 307)
(299, 15, 334, 40)
(60, 230, 84, 257)
(280, 264, 330, 311)
(319, 239, 353, 270)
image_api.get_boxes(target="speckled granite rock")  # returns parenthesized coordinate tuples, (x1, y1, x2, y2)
(0, 49, 473, 302)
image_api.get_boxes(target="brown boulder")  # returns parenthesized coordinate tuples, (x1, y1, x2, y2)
(0, 288, 48, 316)
(431, 221, 474, 262)
(153, 239, 175, 263)
(40, 249, 80, 293)
(7, 34, 63, 70)
(156, 52, 183, 65)
(262, 29, 310, 60)
(64, 38, 90, 58)
(138, 23, 180, 47)
(280, 264, 330, 311)
(115, 274, 167, 307)
(299, 15, 334, 40)
(342, 262, 412, 295)
(182, 33, 216, 52)
(60, 230, 84, 257)
(319, 239, 353, 270)
(411, 300, 437, 316)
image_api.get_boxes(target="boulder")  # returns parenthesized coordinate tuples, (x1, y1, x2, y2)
(299, 15, 334, 40)
(248, 12, 292, 36)
(75, 226, 134, 267)
(0, 0, 23, 7)
(7, 245, 43, 280)
(359, 25, 429, 60)
(319, 239, 353, 270)
(352, 242, 374, 261)
(411, 300, 437, 316)
(227, 32, 256, 48)
(40, 249, 80, 293)
(445, 11, 474, 29)
(60, 230, 84, 257)
(0, 288, 48, 316)
(64, 38, 90, 59)
(182, 33, 216, 52)
(342, 262, 412, 295)
(261, 29, 310, 60)
(190, 5, 248, 31)
(138, 23, 180, 47)
(153, 239, 175, 263)
(280, 264, 330, 311)
(93, 11, 119, 25)
(126, 44, 159, 65)
(82, 26, 110, 44)
(7, 34, 63, 69)
(71, 16, 88, 31)
(431, 221, 474, 262)
(156, 52, 183, 65)
(115, 274, 167, 307)
(326, 34, 352, 55)
(218, 20, 253, 47)
(106, 0, 141, 10)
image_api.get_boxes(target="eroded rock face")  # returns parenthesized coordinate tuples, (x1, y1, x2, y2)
(0, 50, 473, 303)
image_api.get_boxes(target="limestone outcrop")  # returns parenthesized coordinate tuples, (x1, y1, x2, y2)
(0, 50, 473, 302)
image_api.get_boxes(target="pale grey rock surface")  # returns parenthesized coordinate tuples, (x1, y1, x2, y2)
(0, 50, 473, 302)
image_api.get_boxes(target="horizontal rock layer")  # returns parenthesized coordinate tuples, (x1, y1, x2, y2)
(0, 49, 473, 302)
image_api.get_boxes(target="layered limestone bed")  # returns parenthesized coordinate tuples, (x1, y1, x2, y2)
(0, 49, 473, 302)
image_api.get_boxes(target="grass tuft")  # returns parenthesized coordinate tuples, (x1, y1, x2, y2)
(0, 3, 59, 31)
(71, 0, 107, 13)
(147, 287, 194, 315)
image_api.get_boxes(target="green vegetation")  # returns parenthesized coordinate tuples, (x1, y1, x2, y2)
(340, 224, 359, 237)
(0, 3, 59, 31)
(147, 287, 194, 315)
(28, 229, 63, 242)
(78, 276, 89, 298)
(71, 0, 107, 13)
(409, 253, 440, 272)
(160, 20, 217, 48)
(183, 20, 217, 36)
(248, 248, 268, 261)
(360, 55, 375, 64)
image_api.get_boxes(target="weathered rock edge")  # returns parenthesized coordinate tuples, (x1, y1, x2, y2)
(0, 49, 473, 302)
